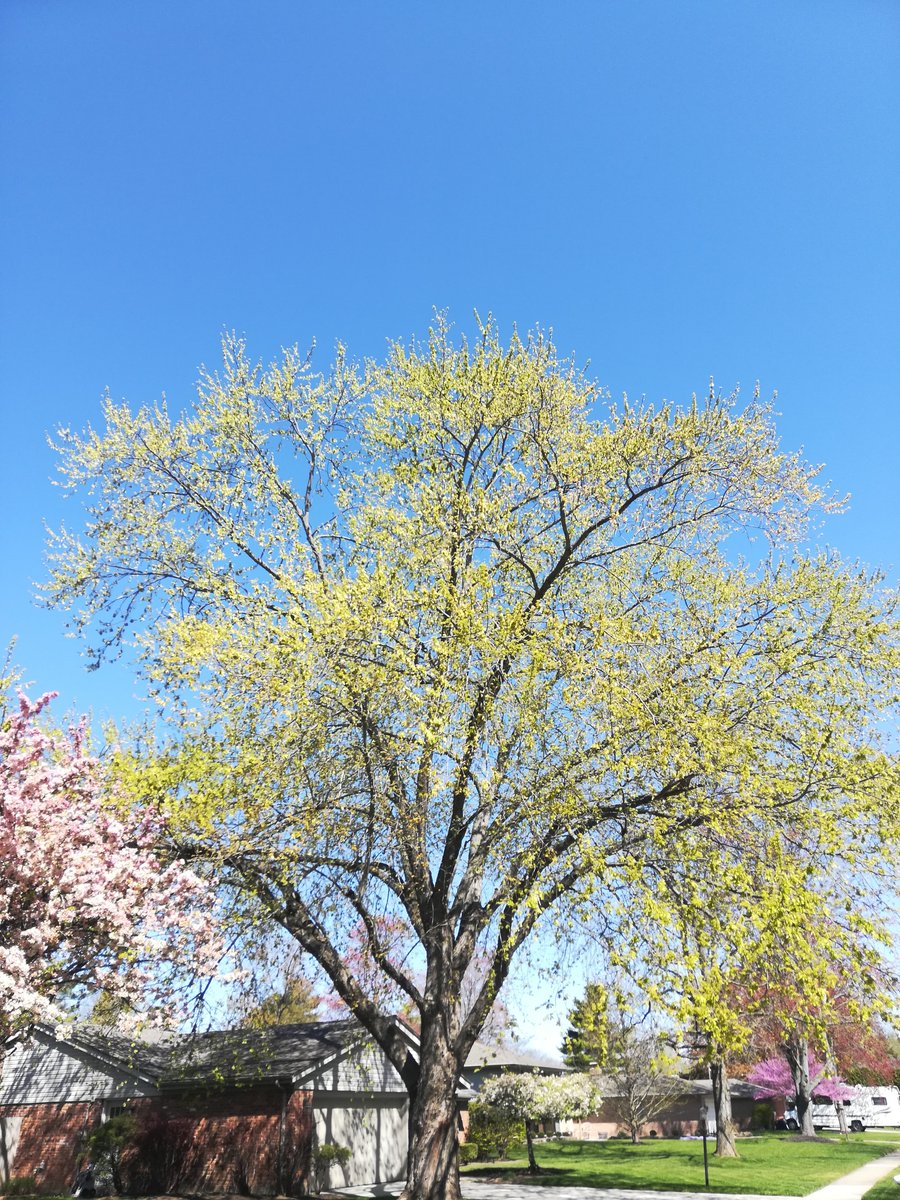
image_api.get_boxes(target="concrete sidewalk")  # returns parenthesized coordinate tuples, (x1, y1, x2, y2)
(805, 1149, 900, 1200)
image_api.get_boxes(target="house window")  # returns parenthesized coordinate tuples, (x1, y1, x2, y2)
(102, 1100, 128, 1122)
(842, 1100, 852, 1107)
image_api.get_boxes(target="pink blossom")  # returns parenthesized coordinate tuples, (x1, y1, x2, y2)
(0, 692, 222, 1031)
(748, 1053, 853, 1102)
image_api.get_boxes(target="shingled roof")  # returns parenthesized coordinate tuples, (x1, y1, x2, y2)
(18, 1018, 562, 1094)
(64, 1019, 372, 1089)
(463, 1038, 566, 1073)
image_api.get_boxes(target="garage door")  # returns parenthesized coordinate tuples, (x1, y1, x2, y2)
(313, 1096, 408, 1189)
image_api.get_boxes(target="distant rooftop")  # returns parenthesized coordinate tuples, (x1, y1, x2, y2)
(464, 1038, 566, 1072)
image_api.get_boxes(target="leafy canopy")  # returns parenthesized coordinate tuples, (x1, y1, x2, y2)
(45, 317, 898, 1071)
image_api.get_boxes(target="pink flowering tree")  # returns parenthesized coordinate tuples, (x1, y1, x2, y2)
(0, 692, 222, 1034)
(748, 1047, 852, 1135)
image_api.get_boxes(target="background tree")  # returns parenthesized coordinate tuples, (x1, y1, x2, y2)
(479, 1071, 599, 1173)
(562, 982, 610, 1070)
(748, 1051, 851, 1132)
(835, 1019, 900, 1086)
(45, 320, 900, 1200)
(233, 970, 321, 1029)
(222, 932, 323, 1029)
(604, 813, 899, 1156)
(0, 691, 222, 1034)
(598, 1006, 682, 1144)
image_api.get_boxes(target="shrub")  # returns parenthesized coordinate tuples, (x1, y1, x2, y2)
(468, 1102, 525, 1160)
(458, 1142, 479, 1165)
(0, 1178, 37, 1196)
(84, 1112, 138, 1193)
(751, 1102, 775, 1131)
(312, 1143, 351, 1191)
(124, 1115, 196, 1194)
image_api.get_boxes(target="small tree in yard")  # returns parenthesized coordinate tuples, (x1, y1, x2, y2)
(44, 320, 900, 1200)
(467, 1100, 524, 1162)
(602, 1025, 682, 1144)
(480, 1071, 599, 1173)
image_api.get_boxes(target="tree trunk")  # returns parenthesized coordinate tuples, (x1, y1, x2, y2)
(524, 1120, 540, 1174)
(824, 1042, 848, 1137)
(399, 1019, 461, 1200)
(835, 1100, 848, 1136)
(785, 1035, 815, 1137)
(710, 1058, 738, 1158)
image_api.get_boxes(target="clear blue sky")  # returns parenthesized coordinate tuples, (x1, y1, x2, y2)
(2, 0, 898, 727)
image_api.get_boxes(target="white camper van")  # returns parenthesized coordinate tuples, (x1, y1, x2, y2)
(785, 1086, 900, 1133)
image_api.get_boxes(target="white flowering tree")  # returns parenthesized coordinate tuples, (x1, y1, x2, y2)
(0, 691, 222, 1033)
(480, 1070, 599, 1173)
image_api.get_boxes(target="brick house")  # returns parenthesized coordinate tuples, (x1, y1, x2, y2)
(0, 1020, 409, 1194)
(561, 1075, 761, 1139)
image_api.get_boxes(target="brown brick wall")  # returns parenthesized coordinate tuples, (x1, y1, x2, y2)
(135, 1085, 313, 1194)
(0, 1100, 98, 1192)
(1, 1087, 314, 1196)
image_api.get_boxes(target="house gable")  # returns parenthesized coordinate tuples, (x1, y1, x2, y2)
(300, 1037, 406, 1094)
(0, 1029, 156, 1106)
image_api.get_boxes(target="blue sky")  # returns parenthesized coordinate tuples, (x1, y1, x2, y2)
(2, 0, 898, 730)
(2, 0, 898, 1052)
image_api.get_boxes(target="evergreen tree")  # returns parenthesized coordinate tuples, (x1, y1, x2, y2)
(562, 982, 610, 1069)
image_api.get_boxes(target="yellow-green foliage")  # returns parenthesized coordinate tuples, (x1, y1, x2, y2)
(45, 318, 899, 1054)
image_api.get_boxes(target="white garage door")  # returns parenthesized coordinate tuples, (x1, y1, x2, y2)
(313, 1096, 408, 1189)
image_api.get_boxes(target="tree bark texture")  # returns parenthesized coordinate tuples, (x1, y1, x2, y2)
(524, 1121, 540, 1174)
(785, 1036, 816, 1137)
(399, 1019, 462, 1200)
(710, 1059, 738, 1158)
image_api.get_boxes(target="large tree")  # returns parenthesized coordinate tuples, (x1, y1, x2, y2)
(45, 320, 898, 1200)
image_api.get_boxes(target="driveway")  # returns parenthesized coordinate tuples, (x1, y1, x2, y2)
(338, 1184, 794, 1200)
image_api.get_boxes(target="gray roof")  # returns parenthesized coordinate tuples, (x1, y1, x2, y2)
(24, 1020, 567, 1093)
(464, 1039, 567, 1073)
(68, 1019, 368, 1088)
(590, 1072, 759, 1100)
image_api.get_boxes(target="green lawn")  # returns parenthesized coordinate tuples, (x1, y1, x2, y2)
(820, 1130, 900, 1143)
(863, 1172, 900, 1200)
(462, 1134, 896, 1195)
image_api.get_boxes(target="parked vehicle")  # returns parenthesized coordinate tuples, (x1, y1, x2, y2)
(782, 1086, 900, 1134)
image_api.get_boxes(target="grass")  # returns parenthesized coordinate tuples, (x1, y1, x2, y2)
(462, 1134, 897, 1195)
(820, 1130, 900, 1143)
(863, 1169, 900, 1200)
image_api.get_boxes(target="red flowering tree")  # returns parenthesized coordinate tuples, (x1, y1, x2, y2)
(748, 1050, 852, 1134)
(0, 692, 222, 1033)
